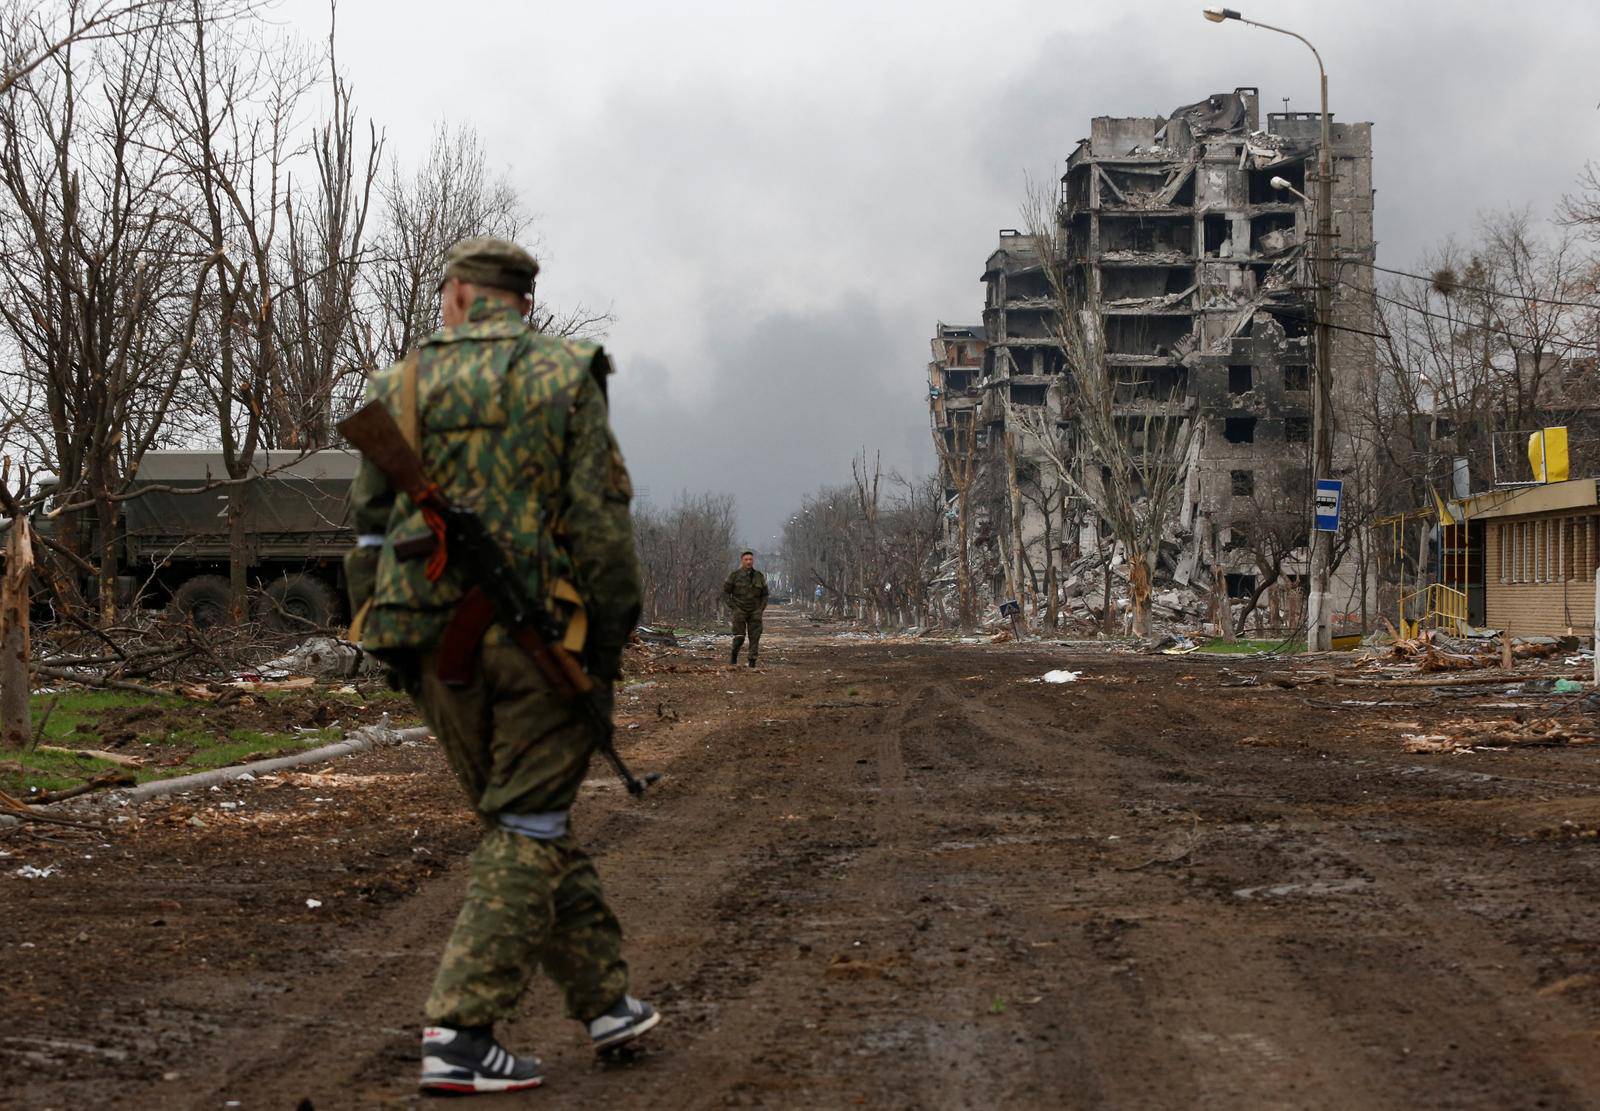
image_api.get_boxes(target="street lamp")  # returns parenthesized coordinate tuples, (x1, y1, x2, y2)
(1268, 175, 1308, 202)
(1204, 7, 1337, 654)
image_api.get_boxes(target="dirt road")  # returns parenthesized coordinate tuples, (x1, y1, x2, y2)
(6, 611, 1600, 1109)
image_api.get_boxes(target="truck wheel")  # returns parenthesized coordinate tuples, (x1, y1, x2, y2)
(169, 575, 234, 628)
(260, 573, 341, 632)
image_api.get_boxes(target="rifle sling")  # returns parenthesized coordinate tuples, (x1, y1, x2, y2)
(399, 352, 421, 453)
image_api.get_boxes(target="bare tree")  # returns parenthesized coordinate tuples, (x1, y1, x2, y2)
(633, 492, 738, 625)
(0, 18, 208, 622)
(0, 466, 32, 750)
(357, 124, 519, 370)
(1018, 187, 1196, 637)
(272, 16, 382, 447)
(929, 407, 979, 627)
(162, 2, 316, 619)
(0, 0, 226, 99)
(1371, 209, 1593, 503)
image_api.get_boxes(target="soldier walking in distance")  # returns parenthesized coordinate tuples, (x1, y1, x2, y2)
(723, 549, 769, 667)
(344, 237, 658, 1095)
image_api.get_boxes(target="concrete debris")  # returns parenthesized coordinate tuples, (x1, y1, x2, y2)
(253, 637, 365, 680)
(634, 625, 680, 648)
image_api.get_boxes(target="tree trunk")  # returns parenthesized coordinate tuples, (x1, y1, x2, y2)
(2, 517, 34, 751)
(1002, 431, 1032, 617)
(1211, 570, 1234, 642)
(95, 488, 118, 628)
(228, 484, 250, 623)
(1101, 557, 1115, 635)
(1129, 556, 1154, 639)
(955, 491, 974, 629)
(1041, 507, 1058, 631)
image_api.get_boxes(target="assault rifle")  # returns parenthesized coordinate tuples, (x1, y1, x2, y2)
(336, 401, 660, 796)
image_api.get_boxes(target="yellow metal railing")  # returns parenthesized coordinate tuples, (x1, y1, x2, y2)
(1399, 583, 1468, 638)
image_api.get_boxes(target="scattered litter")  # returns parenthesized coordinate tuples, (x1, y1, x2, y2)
(14, 865, 58, 879)
(1040, 670, 1081, 684)
(1554, 679, 1586, 694)
(305, 898, 322, 909)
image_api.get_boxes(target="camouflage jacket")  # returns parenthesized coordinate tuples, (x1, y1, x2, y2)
(723, 567, 769, 613)
(344, 304, 641, 678)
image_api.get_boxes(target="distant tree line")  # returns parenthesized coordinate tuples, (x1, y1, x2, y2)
(780, 453, 944, 629)
(633, 492, 739, 627)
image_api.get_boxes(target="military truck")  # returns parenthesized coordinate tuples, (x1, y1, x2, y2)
(30, 449, 358, 629)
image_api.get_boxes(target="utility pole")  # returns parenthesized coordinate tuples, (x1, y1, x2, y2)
(1204, 6, 1337, 651)
(1306, 64, 1336, 652)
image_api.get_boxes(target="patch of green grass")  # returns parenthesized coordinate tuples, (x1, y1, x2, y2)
(1194, 638, 1303, 655)
(30, 689, 185, 743)
(4, 689, 340, 796)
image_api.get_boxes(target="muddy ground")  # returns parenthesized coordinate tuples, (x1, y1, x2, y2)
(4, 611, 1600, 1109)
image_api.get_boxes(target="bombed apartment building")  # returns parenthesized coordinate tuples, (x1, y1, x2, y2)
(933, 87, 1377, 625)
(928, 323, 987, 554)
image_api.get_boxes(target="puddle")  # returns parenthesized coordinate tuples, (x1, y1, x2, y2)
(1232, 878, 1373, 900)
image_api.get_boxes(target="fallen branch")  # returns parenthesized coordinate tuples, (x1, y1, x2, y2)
(34, 666, 177, 699)
(1332, 673, 1534, 689)
(0, 787, 106, 829)
(28, 770, 136, 804)
(35, 744, 145, 768)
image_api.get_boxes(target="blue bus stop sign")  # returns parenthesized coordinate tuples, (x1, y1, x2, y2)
(1314, 479, 1343, 533)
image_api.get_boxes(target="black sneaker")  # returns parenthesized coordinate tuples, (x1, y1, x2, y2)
(586, 996, 660, 1052)
(419, 1025, 544, 1094)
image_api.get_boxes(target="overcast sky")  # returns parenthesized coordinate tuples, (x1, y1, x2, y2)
(280, 0, 1600, 548)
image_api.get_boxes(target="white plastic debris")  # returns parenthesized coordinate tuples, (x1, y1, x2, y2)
(1041, 670, 1081, 684)
(305, 898, 322, 909)
(15, 865, 58, 879)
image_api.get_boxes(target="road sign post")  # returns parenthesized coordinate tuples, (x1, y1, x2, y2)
(1314, 479, 1342, 534)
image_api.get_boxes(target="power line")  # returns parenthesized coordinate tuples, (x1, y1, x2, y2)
(1324, 268, 1599, 357)
(1367, 260, 1600, 312)
(1301, 253, 1600, 311)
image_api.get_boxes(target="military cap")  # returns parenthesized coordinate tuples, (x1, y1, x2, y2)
(438, 236, 539, 296)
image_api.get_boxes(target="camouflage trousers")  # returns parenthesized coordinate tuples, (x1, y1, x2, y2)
(729, 609, 762, 660)
(425, 827, 628, 1027)
(393, 637, 630, 1028)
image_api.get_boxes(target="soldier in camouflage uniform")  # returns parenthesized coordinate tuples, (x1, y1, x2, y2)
(344, 237, 659, 1096)
(723, 550, 769, 667)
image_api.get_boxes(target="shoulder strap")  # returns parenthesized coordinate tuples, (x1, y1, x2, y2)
(398, 352, 421, 451)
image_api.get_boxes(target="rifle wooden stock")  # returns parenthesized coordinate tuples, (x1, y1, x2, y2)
(337, 402, 432, 502)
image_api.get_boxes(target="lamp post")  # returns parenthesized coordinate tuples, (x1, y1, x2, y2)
(1204, 7, 1337, 653)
